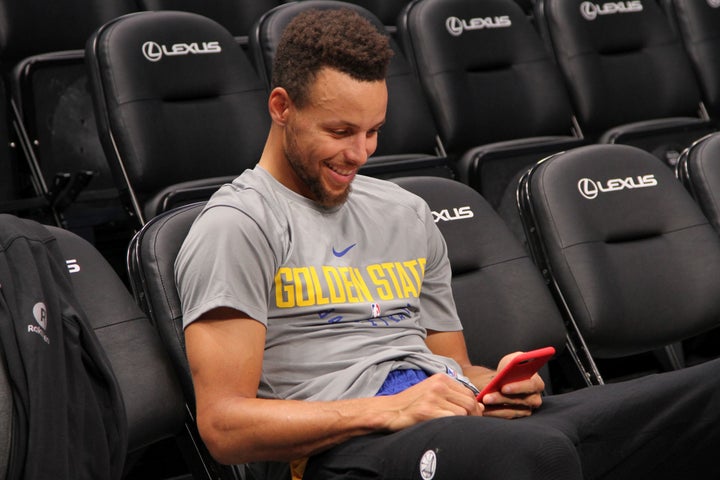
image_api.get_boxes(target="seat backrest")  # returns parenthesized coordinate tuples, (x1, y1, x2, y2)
(48, 224, 186, 457)
(128, 202, 206, 405)
(398, 0, 577, 152)
(0, 214, 186, 477)
(666, 0, 720, 120)
(250, 0, 452, 179)
(1, 0, 137, 199)
(537, 0, 704, 136)
(392, 176, 567, 371)
(126, 202, 243, 479)
(86, 11, 269, 226)
(137, 0, 283, 40)
(519, 144, 720, 368)
(676, 132, 720, 232)
(0, 0, 140, 278)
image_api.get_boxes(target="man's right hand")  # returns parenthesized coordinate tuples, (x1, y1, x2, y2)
(380, 373, 484, 432)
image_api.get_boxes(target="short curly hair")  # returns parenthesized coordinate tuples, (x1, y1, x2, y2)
(271, 8, 393, 108)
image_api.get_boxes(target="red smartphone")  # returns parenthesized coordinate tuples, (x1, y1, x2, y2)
(476, 346, 556, 402)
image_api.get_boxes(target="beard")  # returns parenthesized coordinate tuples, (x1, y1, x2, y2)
(284, 124, 351, 208)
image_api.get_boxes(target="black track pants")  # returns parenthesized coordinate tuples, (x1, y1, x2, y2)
(305, 357, 720, 479)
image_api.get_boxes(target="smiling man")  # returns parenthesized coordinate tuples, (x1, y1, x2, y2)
(175, 7, 720, 480)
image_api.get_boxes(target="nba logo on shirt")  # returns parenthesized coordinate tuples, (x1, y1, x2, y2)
(371, 303, 381, 318)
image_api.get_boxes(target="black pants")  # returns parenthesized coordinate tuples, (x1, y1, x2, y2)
(305, 358, 720, 479)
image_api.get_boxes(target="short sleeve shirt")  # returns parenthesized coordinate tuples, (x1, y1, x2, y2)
(175, 166, 464, 401)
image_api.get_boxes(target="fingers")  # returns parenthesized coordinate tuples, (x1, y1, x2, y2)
(388, 374, 484, 428)
(424, 374, 485, 416)
(480, 373, 544, 418)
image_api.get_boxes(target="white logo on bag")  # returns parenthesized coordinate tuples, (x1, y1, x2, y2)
(580, 1, 643, 20)
(445, 15, 512, 36)
(66, 259, 80, 274)
(432, 206, 474, 222)
(28, 302, 50, 344)
(33, 302, 47, 330)
(142, 41, 222, 62)
(577, 174, 657, 199)
(419, 450, 437, 480)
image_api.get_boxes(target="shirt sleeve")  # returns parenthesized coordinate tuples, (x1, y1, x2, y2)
(416, 201, 463, 332)
(175, 203, 279, 328)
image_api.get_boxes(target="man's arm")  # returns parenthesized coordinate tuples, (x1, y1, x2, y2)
(425, 330, 545, 418)
(185, 308, 483, 465)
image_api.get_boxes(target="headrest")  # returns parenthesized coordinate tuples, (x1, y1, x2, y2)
(402, 0, 550, 74)
(528, 144, 707, 246)
(0, 0, 134, 61)
(88, 10, 268, 200)
(92, 11, 262, 103)
(399, 0, 575, 147)
(392, 176, 527, 274)
(545, 0, 677, 57)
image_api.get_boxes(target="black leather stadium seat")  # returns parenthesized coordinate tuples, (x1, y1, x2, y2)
(86, 11, 269, 227)
(50, 224, 188, 473)
(1, 0, 137, 228)
(518, 144, 720, 383)
(0, 214, 190, 479)
(127, 202, 246, 480)
(397, 0, 584, 233)
(677, 132, 720, 232)
(250, 0, 454, 180)
(537, 0, 717, 166)
(0, 0, 140, 279)
(391, 177, 568, 379)
(665, 0, 720, 121)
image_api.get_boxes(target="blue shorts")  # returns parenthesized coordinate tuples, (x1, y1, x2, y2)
(375, 369, 428, 396)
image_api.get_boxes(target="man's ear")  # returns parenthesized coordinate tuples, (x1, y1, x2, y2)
(268, 87, 291, 125)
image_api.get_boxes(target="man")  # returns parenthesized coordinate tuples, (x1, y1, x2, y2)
(176, 8, 720, 480)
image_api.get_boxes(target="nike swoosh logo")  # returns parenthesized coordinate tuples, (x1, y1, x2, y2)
(332, 243, 357, 257)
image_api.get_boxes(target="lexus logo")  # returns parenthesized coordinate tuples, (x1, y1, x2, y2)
(142, 41, 163, 62)
(580, 1, 644, 21)
(578, 178, 600, 199)
(577, 174, 658, 200)
(446, 17, 464, 36)
(141, 40, 222, 62)
(445, 15, 512, 36)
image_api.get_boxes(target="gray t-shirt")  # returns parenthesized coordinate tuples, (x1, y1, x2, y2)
(175, 166, 464, 401)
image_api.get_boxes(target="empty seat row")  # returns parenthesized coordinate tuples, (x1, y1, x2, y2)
(79, 0, 720, 245)
(4, 0, 720, 256)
